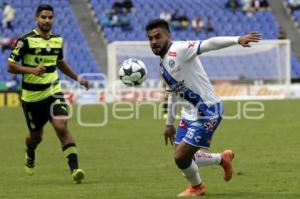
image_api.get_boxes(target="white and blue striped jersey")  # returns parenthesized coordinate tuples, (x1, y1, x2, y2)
(161, 40, 222, 121)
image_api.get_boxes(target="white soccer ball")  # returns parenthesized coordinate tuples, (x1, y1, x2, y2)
(119, 58, 147, 86)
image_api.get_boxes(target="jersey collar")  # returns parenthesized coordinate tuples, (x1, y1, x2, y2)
(33, 29, 53, 39)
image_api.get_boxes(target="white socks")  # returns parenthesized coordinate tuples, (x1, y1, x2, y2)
(194, 151, 221, 167)
(181, 160, 202, 186)
(179, 151, 221, 186)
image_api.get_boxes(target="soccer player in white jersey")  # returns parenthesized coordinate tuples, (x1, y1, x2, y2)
(146, 19, 261, 197)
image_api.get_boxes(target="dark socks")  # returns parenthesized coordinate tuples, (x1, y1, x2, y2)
(25, 139, 41, 160)
(62, 143, 79, 173)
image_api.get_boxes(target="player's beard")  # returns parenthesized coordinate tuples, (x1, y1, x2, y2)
(153, 42, 169, 57)
(38, 23, 52, 33)
(152, 47, 161, 56)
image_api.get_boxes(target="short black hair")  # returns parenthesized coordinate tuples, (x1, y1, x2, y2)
(35, 4, 54, 17)
(145, 19, 170, 33)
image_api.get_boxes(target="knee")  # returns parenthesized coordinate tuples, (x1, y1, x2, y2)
(35, 136, 42, 144)
(27, 134, 42, 145)
(174, 155, 184, 168)
(174, 152, 191, 169)
(53, 121, 67, 135)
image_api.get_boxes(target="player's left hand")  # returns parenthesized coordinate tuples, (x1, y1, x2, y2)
(238, 32, 261, 47)
(78, 77, 90, 90)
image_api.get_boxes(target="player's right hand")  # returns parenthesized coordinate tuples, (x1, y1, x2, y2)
(164, 125, 176, 146)
(31, 65, 46, 76)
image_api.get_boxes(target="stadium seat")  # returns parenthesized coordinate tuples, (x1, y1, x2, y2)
(0, 0, 102, 81)
(86, 0, 300, 80)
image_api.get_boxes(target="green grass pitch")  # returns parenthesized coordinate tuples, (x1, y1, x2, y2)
(0, 100, 299, 199)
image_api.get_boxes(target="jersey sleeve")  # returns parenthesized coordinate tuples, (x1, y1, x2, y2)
(57, 40, 64, 61)
(8, 38, 28, 63)
(176, 40, 201, 61)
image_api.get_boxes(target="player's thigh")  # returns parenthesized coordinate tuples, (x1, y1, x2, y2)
(22, 100, 49, 132)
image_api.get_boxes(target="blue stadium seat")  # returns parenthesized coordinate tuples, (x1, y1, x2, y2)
(87, 0, 300, 80)
(0, 0, 102, 82)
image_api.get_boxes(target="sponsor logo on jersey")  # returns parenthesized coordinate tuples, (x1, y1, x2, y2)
(13, 41, 24, 54)
(167, 80, 188, 94)
(179, 120, 187, 128)
(45, 44, 51, 52)
(35, 48, 41, 54)
(169, 59, 175, 68)
(187, 41, 197, 48)
(16, 41, 24, 49)
(168, 51, 177, 57)
(170, 65, 181, 75)
(34, 56, 56, 64)
(204, 119, 217, 132)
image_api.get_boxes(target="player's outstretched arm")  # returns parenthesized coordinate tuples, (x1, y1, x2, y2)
(57, 60, 90, 90)
(200, 32, 261, 54)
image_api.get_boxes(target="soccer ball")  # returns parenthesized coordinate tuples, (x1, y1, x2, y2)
(119, 58, 147, 86)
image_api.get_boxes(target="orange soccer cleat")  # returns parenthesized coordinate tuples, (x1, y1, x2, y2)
(177, 183, 206, 197)
(220, 149, 235, 182)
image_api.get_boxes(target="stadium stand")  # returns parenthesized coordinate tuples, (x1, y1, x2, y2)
(0, 0, 101, 83)
(90, 0, 300, 80)
(283, 0, 300, 79)
(0, 0, 299, 83)
(91, 0, 278, 41)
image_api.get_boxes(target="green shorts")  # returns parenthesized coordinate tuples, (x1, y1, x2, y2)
(22, 93, 68, 132)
